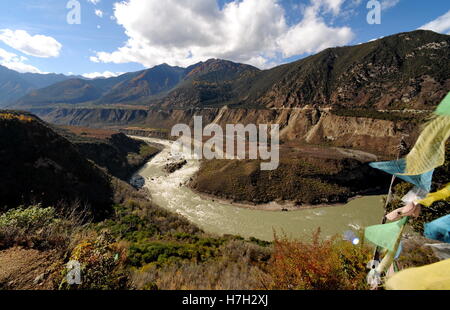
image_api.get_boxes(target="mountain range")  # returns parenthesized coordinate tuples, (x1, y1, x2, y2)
(4, 30, 450, 111)
(0, 65, 77, 107)
(11, 60, 259, 109)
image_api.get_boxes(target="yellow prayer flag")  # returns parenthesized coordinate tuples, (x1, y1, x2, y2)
(386, 259, 450, 290)
(403, 115, 450, 175)
(419, 183, 450, 207)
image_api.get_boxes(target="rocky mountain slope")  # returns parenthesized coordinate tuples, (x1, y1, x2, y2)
(238, 30, 449, 110)
(157, 59, 260, 109)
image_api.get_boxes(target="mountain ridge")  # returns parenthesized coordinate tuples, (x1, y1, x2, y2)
(8, 30, 450, 111)
(12, 59, 259, 109)
(233, 30, 450, 110)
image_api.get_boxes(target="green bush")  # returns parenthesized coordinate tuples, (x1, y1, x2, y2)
(0, 205, 57, 230)
(0, 205, 67, 250)
(128, 238, 224, 267)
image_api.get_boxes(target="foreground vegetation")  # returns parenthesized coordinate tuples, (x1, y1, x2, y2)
(0, 196, 378, 290)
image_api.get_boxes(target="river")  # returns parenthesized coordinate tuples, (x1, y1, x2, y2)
(135, 137, 385, 241)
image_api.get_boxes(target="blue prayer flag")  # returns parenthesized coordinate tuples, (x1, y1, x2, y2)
(369, 159, 434, 192)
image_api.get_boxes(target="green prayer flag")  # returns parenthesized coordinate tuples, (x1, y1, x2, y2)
(364, 217, 408, 252)
(436, 92, 450, 116)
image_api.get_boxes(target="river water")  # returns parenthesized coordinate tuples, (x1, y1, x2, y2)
(136, 137, 385, 241)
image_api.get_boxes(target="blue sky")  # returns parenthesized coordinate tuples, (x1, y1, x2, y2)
(0, 0, 448, 77)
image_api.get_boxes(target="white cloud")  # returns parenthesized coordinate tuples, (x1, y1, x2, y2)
(0, 48, 17, 62)
(1, 61, 43, 74)
(90, 0, 355, 69)
(419, 10, 450, 35)
(82, 71, 123, 79)
(95, 9, 103, 18)
(381, 0, 400, 10)
(322, 0, 346, 15)
(87, 0, 100, 4)
(0, 47, 43, 73)
(0, 29, 62, 58)
(277, 3, 354, 57)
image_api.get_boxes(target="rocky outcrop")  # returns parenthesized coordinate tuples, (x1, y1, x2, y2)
(119, 128, 169, 139)
(164, 160, 187, 174)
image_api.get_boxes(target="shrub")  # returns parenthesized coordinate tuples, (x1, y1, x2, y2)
(131, 240, 271, 290)
(0, 205, 62, 250)
(0, 204, 89, 252)
(127, 238, 223, 267)
(132, 260, 267, 290)
(265, 230, 371, 290)
(59, 233, 129, 290)
(397, 239, 439, 270)
(99, 209, 157, 243)
(0, 205, 56, 231)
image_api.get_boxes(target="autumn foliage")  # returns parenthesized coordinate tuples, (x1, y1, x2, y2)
(266, 230, 371, 290)
(0, 113, 34, 122)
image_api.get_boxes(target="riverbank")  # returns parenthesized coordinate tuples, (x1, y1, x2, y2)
(188, 185, 365, 212)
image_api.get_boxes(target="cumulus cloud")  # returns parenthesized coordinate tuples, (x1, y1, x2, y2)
(0, 29, 62, 58)
(0, 47, 43, 73)
(90, 0, 355, 69)
(82, 71, 123, 79)
(419, 10, 450, 35)
(277, 2, 354, 57)
(95, 9, 103, 18)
